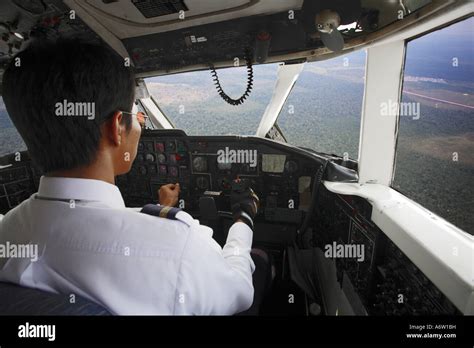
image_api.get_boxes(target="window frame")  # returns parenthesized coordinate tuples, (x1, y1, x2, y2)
(390, 15, 474, 233)
(323, 6, 474, 314)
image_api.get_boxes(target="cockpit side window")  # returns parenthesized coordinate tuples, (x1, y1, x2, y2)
(392, 17, 474, 235)
(0, 96, 26, 157)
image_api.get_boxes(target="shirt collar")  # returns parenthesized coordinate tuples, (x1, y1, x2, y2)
(37, 176, 126, 209)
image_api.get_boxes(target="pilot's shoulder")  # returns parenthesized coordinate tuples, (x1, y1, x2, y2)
(139, 204, 206, 231)
(141, 204, 214, 239)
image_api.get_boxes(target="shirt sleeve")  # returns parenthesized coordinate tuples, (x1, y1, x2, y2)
(174, 221, 255, 315)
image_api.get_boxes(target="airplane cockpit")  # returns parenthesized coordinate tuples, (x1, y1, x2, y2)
(0, 0, 472, 319)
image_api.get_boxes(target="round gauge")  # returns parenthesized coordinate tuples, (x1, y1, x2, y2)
(146, 153, 156, 163)
(157, 154, 166, 164)
(167, 141, 176, 151)
(196, 176, 209, 190)
(285, 160, 298, 174)
(193, 156, 208, 172)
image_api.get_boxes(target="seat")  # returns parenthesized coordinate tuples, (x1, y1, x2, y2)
(0, 282, 111, 315)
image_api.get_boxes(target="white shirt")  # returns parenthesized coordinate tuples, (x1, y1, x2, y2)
(0, 176, 255, 315)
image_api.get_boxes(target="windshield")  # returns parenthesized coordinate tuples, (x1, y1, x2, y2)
(145, 64, 278, 135)
(146, 49, 366, 161)
(277, 50, 366, 159)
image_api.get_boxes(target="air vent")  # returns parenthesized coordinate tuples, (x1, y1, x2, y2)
(132, 0, 188, 19)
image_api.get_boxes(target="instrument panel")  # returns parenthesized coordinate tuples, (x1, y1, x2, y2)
(116, 130, 326, 223)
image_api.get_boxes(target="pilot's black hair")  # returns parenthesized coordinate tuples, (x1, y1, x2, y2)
(2, 38, 135, 173)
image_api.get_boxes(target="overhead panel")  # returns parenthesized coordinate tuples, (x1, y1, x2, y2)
(67, 0, 303, 38)
(84, 0, 252, 25)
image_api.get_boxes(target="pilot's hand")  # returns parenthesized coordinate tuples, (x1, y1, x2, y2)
(231, 179, 260, 229)
(159, 183, 180, 207)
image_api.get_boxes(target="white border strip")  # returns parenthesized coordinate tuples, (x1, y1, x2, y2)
(256, 63, 305, 137)
(140, 97, 174, 129)
(358, 40, 405, 185)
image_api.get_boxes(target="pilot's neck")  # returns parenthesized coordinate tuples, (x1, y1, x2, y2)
(47, 155, 116, 185)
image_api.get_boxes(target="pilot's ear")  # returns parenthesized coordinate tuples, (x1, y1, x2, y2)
(107, 111, 124, 146)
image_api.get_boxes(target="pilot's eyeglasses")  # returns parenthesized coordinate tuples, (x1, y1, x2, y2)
(119, 111, 148, 129)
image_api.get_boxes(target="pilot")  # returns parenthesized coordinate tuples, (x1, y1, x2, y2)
(0, 39, 269, 315)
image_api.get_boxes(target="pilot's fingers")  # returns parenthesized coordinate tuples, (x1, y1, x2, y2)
(165, 183, 180, 194)
(158, 185, 172, 197)
(161, 183, 176, 191)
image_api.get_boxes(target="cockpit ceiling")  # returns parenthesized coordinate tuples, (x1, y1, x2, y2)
(0, 0, 459, 79)
(66, 0, 305, 39)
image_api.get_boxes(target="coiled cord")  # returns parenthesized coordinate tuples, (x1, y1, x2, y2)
(210, 49, 254, 106)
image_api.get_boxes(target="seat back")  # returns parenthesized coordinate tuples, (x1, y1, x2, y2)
(0, 282, 111, 315)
